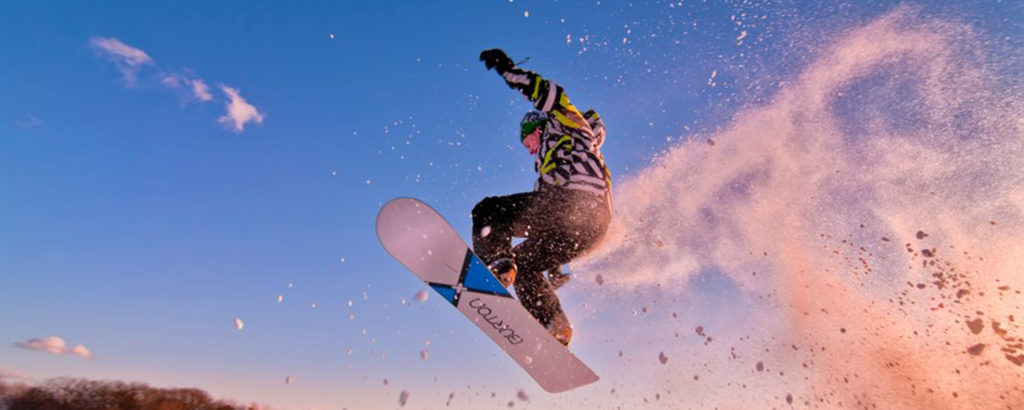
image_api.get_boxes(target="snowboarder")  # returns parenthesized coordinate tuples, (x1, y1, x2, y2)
(473, 48, 612, 346)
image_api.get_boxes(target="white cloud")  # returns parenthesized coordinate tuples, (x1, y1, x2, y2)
(90, 36, 261, 133)
(69, 344, 94, 360)
(0, 366, 30, 381)
(14, 336, 93, 360)
(14, 114, 42, 128)
(191, 78, 213, 101)
(159, 72, 182, 88)
(160, 73, 213, 102)
(15, 336, 66, 355)
(217, 85, 265, 132)
(89, 37, 154, 86)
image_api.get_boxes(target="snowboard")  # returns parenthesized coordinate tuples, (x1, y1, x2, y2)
(375, 197, 599, 393)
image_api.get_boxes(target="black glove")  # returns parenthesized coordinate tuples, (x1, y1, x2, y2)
(480, 48, 514, 72)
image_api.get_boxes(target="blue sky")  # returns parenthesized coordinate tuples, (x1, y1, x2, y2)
(2, 1, 1022, 409)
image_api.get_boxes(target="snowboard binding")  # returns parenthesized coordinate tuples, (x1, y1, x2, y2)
(488, 258, 517, 288)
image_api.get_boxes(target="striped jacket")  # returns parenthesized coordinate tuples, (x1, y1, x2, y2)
(498, 66, 612, 202)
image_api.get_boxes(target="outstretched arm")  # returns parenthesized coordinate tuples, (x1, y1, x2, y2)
(479, 49, 592, 137)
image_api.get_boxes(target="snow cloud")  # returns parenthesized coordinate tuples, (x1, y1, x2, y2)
(218, 85, 265, 132)
(573, 8, 1024, 409)
(15, 336, 94, 360)
(89, 37, 154, 86)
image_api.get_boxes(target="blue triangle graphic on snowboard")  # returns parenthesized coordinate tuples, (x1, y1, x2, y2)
(462, 255, 512, 297)
(430, 284, 458, 306)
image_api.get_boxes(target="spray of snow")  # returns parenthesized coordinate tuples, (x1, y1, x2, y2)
(573, 7, 1023, 408)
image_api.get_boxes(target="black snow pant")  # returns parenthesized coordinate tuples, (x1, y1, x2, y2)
(471, 187, 611, 326)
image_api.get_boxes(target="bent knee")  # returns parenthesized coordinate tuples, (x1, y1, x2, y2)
(472, 196, 507, 220)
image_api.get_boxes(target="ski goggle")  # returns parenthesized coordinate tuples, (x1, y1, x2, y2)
(520, 120, 544, 141)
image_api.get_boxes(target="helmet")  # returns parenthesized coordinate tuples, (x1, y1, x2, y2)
(520, 110, 548, 141)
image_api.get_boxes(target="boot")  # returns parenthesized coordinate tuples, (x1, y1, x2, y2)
(547, 312, 573, 346)
(488, 257, 517, 288)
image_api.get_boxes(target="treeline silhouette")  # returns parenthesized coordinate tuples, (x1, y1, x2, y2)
(0, 377, 267, 410)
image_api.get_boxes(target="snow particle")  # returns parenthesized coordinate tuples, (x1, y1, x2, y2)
(595, 274, 605, 285)
(277, 294, 283, 303)
(524, 10, 530, 18)
(481, 226, 492, 238)
(399, 390, 410, 407)
(234, 318, 244, 330)
(517, 389, 530, 401)
(285, 375, 293, 385)
(414, 289, 429, 302)
(329, 33, 335, 40)
(658, 351, 668, 364)
(420, 349, 429, 361)
(966, 318, 984, 334)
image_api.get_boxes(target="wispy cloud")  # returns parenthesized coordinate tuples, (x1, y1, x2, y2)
(91, 36, 263, 133)
(218, 85, 265, 132)
(191, 78, 213, 101)
(14, 336, 94, 360)
(160, 73, 214, 102)
(0, 366, 30, 382)
(89, 37, 154, 86)
(14, 114, 43, 128)
(159, 72, 182, 88)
